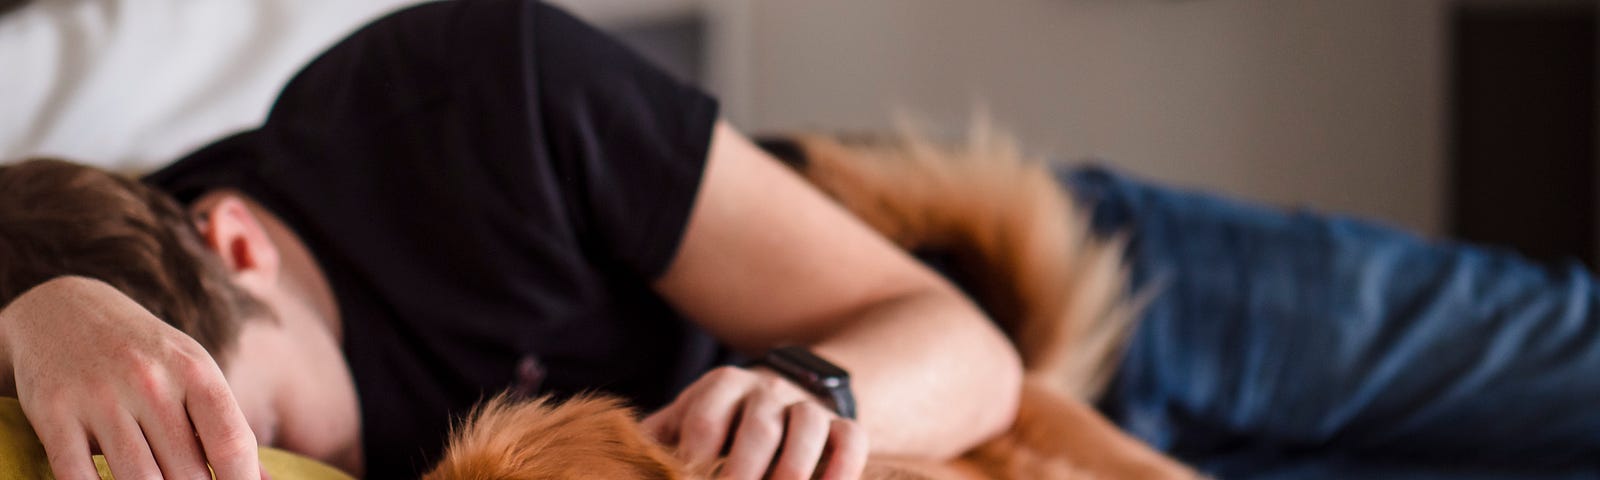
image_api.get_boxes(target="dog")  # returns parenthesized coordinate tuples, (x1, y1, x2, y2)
(421, 128, 1200, 479)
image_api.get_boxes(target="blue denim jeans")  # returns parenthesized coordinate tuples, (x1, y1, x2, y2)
(1062, 166, 1600, 479)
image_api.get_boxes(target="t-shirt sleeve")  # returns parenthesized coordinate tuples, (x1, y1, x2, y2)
(531, 3, 719, 280)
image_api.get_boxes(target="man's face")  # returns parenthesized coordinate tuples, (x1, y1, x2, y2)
(222, 310, 362, 474)
(193, 191, 365, 474)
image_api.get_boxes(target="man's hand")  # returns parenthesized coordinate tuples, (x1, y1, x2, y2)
(641, 366, 868, 480)
(0, 277, 262, 480)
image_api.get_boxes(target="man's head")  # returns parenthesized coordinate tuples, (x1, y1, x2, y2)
(0, 159, 263, 360)
(0, 159, 362, 471)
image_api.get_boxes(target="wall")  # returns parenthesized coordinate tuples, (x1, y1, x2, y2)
(732, 0, 1448, 235)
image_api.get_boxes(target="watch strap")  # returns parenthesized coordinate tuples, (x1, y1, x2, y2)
(752, 346, 856, 420)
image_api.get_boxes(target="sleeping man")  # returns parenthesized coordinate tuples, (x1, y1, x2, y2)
(0, 1, 1023, 479)
(5, 1, 1600, 479)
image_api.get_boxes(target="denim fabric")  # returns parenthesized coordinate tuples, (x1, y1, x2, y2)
(1061, 166, 1600, 479)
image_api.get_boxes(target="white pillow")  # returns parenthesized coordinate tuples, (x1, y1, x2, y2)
(0, 0, 421, 172)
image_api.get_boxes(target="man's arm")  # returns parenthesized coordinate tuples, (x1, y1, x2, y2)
(647, 121, 1023, 476)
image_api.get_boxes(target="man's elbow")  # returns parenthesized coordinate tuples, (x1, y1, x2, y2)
(934, 328, 1023, 459)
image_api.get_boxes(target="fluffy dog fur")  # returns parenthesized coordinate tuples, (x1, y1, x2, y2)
(422, 395, 701, 480)
(422, 129, 1198, 479)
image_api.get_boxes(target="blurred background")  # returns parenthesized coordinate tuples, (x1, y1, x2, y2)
(2, 0, 1596, 265)
(565, 0, 1597, 268)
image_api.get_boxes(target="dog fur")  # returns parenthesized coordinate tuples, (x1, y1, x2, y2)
(422, 395, 703, 480)
(422, 129, 1198, 479)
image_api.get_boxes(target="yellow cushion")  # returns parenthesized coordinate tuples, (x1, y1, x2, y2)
(0, 397, 353, 480)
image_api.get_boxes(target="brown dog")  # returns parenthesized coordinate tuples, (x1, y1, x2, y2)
(422, 129, 1200, 480)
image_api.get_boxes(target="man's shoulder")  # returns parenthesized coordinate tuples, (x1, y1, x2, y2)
(266, 0, 545, 121)
(142, 131, 261, 204)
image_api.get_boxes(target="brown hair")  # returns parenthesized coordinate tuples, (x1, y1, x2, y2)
(0, 158, 264, 360)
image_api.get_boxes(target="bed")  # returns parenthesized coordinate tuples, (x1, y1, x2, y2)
(0, 0, 420, 171)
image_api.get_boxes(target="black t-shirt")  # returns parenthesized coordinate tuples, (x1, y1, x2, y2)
(144, 0, 722, 476)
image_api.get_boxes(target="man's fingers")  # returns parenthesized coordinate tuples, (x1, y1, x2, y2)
(186, 382, 261, 480)
(93, 412, 163, 480)
(770, 402, 831, 480)
(33, 417, 100, 480)
(674, 379, 749, 468)
(639, 405, 680, 444)
(720, 392, 788, 480)
(819, 418, 868, 480)
(140, 404, 212, 480)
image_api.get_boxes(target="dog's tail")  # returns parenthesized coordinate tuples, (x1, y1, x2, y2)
(767, 126, 1136, 400)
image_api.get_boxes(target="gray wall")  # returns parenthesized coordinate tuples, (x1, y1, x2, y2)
(731, 0, 1448, 235)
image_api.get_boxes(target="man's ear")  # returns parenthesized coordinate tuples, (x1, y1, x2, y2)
(194, 194, 281, 288)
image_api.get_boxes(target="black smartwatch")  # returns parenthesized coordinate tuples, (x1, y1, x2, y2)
(752, 346, 857, 420)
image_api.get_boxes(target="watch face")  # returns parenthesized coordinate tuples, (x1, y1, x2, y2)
(765, 346, 856, 420)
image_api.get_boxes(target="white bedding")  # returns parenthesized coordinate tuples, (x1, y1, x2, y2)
(0, 0, 421, 172)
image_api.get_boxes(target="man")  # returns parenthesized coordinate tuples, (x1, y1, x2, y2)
(0, 1, 1022, 479)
